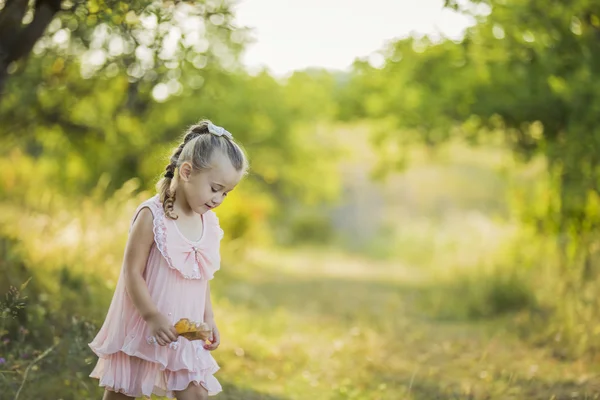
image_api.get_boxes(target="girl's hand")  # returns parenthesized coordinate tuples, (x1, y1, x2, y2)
(203, 318, 220, 351)
(147, 313, 178, 346)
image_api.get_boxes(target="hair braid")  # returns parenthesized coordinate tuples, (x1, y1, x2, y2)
(159, 143, 185, 219)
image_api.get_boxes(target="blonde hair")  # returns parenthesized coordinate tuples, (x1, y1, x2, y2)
(156, 120, 248, 219)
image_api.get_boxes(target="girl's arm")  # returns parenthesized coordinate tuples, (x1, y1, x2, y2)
(123, 207, 177, 345)
(203, 282, 220, 350)
(204, 282, 215, 322)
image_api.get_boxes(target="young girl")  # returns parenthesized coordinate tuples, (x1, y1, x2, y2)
(89, 120, 248, 400)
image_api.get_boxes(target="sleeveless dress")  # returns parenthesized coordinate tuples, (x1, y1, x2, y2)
(89, 194, 224, 398)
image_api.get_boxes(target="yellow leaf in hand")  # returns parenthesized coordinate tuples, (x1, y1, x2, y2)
(174, 318, 211, 341)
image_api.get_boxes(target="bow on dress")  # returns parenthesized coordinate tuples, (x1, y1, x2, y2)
(161, 220, 219, 281)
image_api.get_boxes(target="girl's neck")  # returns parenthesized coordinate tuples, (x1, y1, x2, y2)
(173, 187, 195, 217)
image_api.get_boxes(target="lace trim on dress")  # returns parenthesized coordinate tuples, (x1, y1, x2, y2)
(148, 198, 204, 280)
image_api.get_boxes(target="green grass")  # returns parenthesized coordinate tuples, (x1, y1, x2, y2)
(207, 247, 600, 400)
(2, 215, 600, 399)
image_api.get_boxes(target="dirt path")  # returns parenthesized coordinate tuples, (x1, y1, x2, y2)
(211, 248, 600, 400)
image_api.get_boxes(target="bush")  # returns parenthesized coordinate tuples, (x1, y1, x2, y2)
(420, 266, 537, 321)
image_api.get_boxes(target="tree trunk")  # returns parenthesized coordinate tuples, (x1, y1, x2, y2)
(0, 0, 62, 101)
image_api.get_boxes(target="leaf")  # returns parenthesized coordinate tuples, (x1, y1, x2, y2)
(19, 277, 32, 292)
(174, 318, 211, 341)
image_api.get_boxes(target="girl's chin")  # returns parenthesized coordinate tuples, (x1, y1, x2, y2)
(196, 204, 211, 213)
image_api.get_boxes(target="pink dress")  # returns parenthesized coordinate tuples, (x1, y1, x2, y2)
(89, 194, 223, 398)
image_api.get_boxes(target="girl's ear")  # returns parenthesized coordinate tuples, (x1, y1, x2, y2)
(179, 162, 193, 181)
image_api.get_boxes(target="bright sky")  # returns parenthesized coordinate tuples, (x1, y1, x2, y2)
(233, 0, 475, 76)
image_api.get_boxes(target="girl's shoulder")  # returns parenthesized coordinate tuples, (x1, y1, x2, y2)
(128, 194, 162, 231)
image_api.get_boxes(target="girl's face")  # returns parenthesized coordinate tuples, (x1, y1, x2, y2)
(179, 151, 243, 215)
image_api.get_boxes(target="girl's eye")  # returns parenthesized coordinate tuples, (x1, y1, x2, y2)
(211, 187, 218, 193)
(223, 193, 228, 197)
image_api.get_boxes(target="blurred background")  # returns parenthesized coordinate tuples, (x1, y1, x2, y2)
(2, 0, 600, 398)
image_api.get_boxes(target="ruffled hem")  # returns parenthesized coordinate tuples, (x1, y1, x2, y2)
(89, 333, 218, 375)
(90, 349, 222, 398)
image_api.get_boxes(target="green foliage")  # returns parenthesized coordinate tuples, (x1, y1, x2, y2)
(331, 0, 600, 357)
(287, 212, 335, 245)
(421, 268, 536, 321)
(342, 0, 600, 233)
(0, 238, 101, 399)
(0, 0, 342, 244)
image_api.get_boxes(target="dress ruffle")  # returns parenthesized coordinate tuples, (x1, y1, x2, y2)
(89, 315, 218, 375)
(90, 345, 221, 398)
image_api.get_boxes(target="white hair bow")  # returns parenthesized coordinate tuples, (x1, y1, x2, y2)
(207, 122, 233, 140)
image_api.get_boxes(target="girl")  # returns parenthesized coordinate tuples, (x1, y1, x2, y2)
(89, 120, 248, 400)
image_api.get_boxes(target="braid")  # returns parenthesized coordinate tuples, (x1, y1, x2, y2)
(159, 142, 186, 219)
(186, 124, 207, 141)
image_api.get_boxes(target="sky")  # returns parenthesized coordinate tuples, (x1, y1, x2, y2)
(233, 0, 475, 76)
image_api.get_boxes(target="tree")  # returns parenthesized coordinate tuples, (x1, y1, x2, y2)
(344, 0, 600, 255)
(448, 0, 600, 263)
(0, 0, 246, 102)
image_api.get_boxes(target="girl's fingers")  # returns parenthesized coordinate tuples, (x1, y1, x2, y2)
(166, 328, 178, 342)
(204, 342, 219, 350)
(204, 330, 220, 350)
(158, 331, 171, 344)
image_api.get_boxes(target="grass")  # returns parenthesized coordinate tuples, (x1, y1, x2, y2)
(5, 233, 599, 399)
(207, 247, 600, 400)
